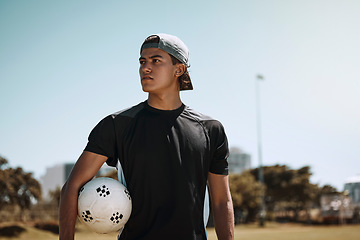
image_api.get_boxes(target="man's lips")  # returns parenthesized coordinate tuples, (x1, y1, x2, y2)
(141, 75, 153, 81)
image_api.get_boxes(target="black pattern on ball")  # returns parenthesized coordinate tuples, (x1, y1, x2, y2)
(82, 210, 94, 222)
(110, 212, 123, 224)
(96, 184, 111, 197)
(78, 187, 84, 196)
(124, 189, 131, 200)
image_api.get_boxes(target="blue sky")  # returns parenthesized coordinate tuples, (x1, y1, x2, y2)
(1, 0, 359, 191)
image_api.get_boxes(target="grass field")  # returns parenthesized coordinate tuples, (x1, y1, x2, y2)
(0, 222, 359, 240)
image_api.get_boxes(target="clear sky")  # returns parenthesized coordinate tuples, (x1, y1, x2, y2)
(1, 0, 359, 191)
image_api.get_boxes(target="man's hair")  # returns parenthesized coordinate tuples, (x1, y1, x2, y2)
(142, 35, 192, 91)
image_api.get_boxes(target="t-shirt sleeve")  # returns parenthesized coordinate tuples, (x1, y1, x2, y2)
(84, 115, 117, 167)
(208, 121, 229, 175)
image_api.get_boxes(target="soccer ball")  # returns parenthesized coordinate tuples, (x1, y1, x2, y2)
(77, 177, 132, 234)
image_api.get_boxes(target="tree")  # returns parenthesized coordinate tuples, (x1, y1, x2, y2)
(250, 165, 318, 221)
(0, 156, 42, 219)
(229, 171, 264, 223)
(10, 167, 42, 212)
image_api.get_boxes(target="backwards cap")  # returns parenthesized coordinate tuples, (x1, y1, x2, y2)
(140, 33, 190, 68)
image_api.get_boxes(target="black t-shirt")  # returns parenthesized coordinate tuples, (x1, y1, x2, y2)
(85, 101, 229, 240)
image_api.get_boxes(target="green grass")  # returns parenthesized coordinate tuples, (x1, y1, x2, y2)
(0, 222, 359, 240)
(208, 222, 360, 240)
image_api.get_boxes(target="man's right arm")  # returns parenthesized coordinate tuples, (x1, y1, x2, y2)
(208, 172, 234, 240)
(59, 151, 108, 240)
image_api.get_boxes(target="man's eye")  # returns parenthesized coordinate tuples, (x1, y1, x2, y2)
(153, 59, 160, 63)
(139, 60, 145, 65)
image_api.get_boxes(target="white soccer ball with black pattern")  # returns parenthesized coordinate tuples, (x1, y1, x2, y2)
(77, 177, 132, 234)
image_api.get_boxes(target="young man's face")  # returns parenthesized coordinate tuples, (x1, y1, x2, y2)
(139, 48, 181, 94)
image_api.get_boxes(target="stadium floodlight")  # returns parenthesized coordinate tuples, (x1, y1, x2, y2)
(255, 74, 266, 227)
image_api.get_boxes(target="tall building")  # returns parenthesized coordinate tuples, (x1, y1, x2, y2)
(344, 175, 360, 207)
(40, 163, 75, 200)
(227, 147, 251, 174)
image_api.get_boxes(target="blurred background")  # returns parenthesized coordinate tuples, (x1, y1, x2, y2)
(0, 0, 359, 234)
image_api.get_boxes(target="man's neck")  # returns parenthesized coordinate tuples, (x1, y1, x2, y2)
(147, 92, 182, 110)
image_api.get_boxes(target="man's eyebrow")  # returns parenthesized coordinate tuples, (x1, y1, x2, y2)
(149, 55, 164, 59)
(139, 55, 164, 61)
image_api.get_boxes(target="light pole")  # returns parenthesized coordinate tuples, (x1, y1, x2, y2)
(255, 74, 266, 227)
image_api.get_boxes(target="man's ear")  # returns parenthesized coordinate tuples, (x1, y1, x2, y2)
(175, 64, 186, 77)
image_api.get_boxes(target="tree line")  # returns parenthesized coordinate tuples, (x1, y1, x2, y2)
(230, 165, 338, 223)
(1, 155, 339, 224)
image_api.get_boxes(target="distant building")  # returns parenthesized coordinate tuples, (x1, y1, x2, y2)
(40, 162, 116, 200)
(227, 147, 251, 174)
(344, 175, 360, 207)
(40, 163, 75, 200)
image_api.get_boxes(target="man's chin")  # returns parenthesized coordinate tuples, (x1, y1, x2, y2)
(141, 85, 151, 93)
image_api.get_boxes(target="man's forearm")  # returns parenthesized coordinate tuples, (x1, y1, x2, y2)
(212, 201, 234, 240)
(59, 182, 79, 240)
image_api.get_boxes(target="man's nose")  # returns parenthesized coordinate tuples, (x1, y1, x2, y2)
(141, 62, 151, 73)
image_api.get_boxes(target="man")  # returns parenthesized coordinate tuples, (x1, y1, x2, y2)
(59, 33, 234, 240)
